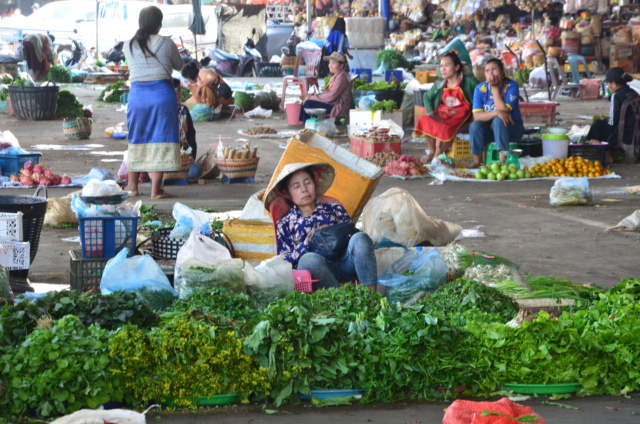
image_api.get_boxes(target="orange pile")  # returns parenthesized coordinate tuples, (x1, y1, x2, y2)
(528, 156, 612, 178)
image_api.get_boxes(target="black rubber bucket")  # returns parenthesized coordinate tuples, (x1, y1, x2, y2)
(7, 82, 59, 121)
(0, 187, 48, 282)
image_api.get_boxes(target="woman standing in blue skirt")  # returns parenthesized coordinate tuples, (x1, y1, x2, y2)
(123, 5, 184, 199)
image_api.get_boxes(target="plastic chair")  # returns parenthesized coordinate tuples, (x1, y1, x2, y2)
(547, 58, 581, 100)
(618, 96, 640, 164)
(280, 49, 322, 109)
(566, 54, 592, 83)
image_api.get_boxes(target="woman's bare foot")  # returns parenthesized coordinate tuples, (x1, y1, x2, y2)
(467, 162, 482, 169)
(420, 153, 434, 164)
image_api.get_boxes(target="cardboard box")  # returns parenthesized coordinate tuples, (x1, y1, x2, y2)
(611, 60, 633, 73)
(610, 42, 635, 60)
(349, 109, 403, 136)
(415, 71, 438, 84)
(350, 137, 401, 158)
(265, 130, 384, 221)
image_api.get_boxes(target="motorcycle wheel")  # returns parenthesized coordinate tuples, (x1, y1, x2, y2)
(242, 68, 254, 78)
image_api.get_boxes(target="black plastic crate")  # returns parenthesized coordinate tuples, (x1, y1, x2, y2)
(568, 143, 607, 164)
(257, 62, 282, 77)
(413, 89, 428, 107)
(69, 250, 110, 292)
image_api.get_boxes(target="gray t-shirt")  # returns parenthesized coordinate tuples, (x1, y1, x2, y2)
(124, 34, 183, 82)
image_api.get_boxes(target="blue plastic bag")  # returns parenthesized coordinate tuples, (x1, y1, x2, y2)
(190, 104, 213, 122)
(100, 248, 177, 310)
(357, 93, 377, 110)
(169, 202, 213, 240)
(378, 247, 447, 305)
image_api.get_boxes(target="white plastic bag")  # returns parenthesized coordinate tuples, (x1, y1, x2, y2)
(243, 257, 294, 305)
(174, 228, 233, 296)
(245, 106, 273, 118)
(549, 177, 593, 206)
(100, 248, 177, 310)
(317, 119, 338, 136)
(82, 179, 122, 196)
(362, 188, 462, 247)
(49, 408, 148, 424)
(607, 210, 640, 232)
(169, 202, 214, 239)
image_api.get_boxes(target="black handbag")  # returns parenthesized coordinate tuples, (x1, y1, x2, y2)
(308, 222, 360, 261)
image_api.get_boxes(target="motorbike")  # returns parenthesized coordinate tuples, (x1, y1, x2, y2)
(207, 32, 261, 78)
(106, 41, 125, 65)
(58, 39, 86, 69)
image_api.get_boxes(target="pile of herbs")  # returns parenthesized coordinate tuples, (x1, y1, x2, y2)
(0, 290, 157, 352)
(44, 65, 72, 83)
(98, 80, 127, 103)
(376, 49, 413, 70)
(54, 90, 84, 119)
(353, 80, 407, 91)
(244, 284, 383, 405)
(370, 100, 398, 113)
(0, 315, 124, 417)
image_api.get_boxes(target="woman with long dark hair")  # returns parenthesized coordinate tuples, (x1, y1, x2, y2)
(469, 57, 524, 168)
(123, 5, 183, 199)
(416, 50, 478, 163)
(318, 17, 352, 78)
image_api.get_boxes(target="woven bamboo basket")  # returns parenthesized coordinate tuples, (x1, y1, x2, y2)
(216, 157, 260, 179)
(163, 151, 192, 181)
(62, 117, 92, 140)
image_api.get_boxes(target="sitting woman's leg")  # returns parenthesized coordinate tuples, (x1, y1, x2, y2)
(470, 120, 492, 167)
(335, 232, 378, 292)
(298, 252, 340, 290)
(299, 100, 333, 122)
(436, 139, 453, 155)
(421, 136, 436, 163)
(491, 117, 525, 161)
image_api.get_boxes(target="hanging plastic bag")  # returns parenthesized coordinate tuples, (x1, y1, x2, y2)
(100, 248, 177, 310)
(378, 247, 447, 305)
(549, 177, 593, 206)
(362, 188, 462, 247)
(174, 228, 234, 296)
(357, 94, 377, 110)
(176, 257, 245, 298)
(243, 257, 294, 305)
(169, 202, 214, 239)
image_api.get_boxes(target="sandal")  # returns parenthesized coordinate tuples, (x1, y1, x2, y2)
(467, 163, 482, 169)
(150, 190, 172, 199)
(127, 191, 142, 198)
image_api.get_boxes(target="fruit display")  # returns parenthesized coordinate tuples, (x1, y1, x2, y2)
(384, 155, 428, 177)
(9, 161, 71, 187)
(474, 156, 612, 181)
(355, 126, 401, 143)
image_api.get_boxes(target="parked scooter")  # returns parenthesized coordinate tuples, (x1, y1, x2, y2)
(207, 32, 261, 78)
(106, 41, 125, 65)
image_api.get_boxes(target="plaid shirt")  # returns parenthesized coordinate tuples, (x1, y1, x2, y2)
(276, 202, 350, 267)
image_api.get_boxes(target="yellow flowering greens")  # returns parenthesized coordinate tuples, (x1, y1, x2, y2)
(109, 313, 269, 408)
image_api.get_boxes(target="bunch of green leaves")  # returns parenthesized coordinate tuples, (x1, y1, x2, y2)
(0, 315, 124, 417)
(98, 80, 127, 103)
(376, 49, 412, 70)
(0, 290, 157, 350)
(54, 90, 84, 119)
(353, 79, 406, 91)
(109, 314, 270, 408)
(45, 65, 72, 83)
(514, 68, 532, 86)
(180, 86, 191, 103)
(244, 284, 383, 405)
(604, 278, 640, 300)
(492, 276, 602, 301)
(0, 89, 7, 102)
(11, 78, 26, 89)
(95, 60, 105, 67)
(362, 301, 482, 401)
(139, 204, 159, 224)
(421, 279, 520, 327)
(323, 75, 331, 90)
(370, 99, 397, 113)
(1, 76, 12, 84)
(164, 286, 262, 334)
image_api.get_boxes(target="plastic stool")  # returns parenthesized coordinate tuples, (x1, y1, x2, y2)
(567, 54, 591, 83)
(485, 142, 518, 165)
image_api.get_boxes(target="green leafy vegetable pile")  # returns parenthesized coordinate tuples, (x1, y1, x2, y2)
(370, 100, 398, 113)
(44, 65, 72, 83)
(353, 80, 406, 91)
(98, 80, 127, 103)
(55, 90, 84, 119)
(376, 49, 413, 70)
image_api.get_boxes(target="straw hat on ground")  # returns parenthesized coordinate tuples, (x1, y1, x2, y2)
(263, 162, 335, 211)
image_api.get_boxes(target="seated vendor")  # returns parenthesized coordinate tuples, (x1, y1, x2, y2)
(545, 16, 562, 46)
(469, 58, 524, 168)
(432, 20, 452, 41)
(299, 52, 352, 123)
(587, 67, 638, 165)
(416, 51, 478, 164)
(181, 61, 233, 109)
(264, 162, 377, 292)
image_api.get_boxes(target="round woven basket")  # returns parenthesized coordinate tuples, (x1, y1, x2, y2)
(62, 117, 92, 140)
(7, 83, 59, 121)
(216, 157, 260, 180)
(163, 151, 192, 181)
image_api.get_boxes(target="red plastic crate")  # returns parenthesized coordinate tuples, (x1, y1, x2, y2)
(293, 270, 315, 293)
(519, 101, 557, 115)
(522, 113, 556, 125)
(579, 79, 602, 100)
(350, 137, 401, 158)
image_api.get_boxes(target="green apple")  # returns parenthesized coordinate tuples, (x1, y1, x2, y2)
(490, 162, 500, 173)
(475, 171, 485, 179)
(479, 166, 489, 176)
(516, 170, 525, 179)
(487, 172, 496, 180)
(524, 170, 532, 179)
(496, 172, 505, 181)
(509, 172, 518, 180)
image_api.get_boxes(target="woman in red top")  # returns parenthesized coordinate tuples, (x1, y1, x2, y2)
(299, 51, 353, 122)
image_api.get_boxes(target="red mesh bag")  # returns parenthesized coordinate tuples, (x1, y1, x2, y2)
(443, 398, 547, 424)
